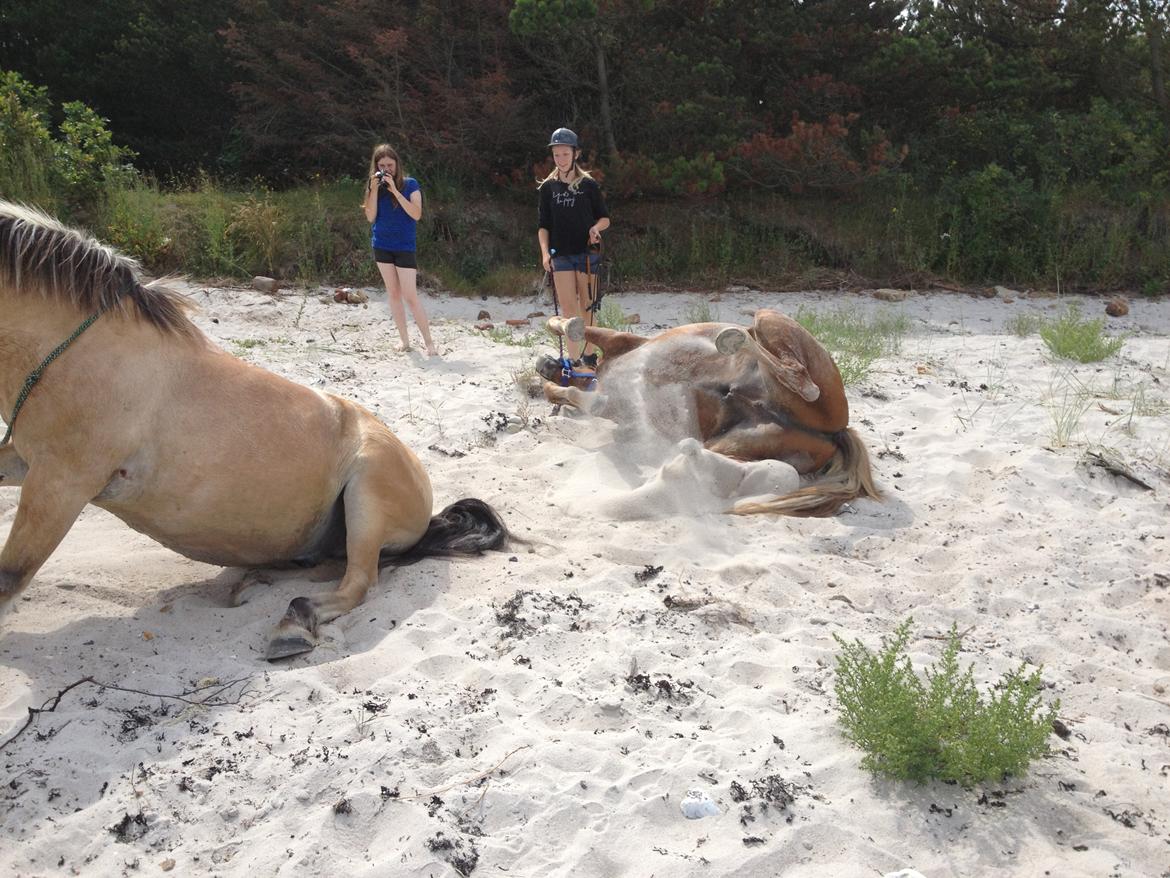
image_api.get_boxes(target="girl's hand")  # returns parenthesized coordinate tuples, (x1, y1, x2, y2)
(542, 252, 552, 272)
(588, 225, 602, 244)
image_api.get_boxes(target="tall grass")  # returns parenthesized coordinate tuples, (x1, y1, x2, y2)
(13, 173, 1169, 297)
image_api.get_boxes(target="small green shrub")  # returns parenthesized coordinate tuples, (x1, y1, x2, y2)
(683, 296, 720, 324)
(100, 186, 173, 271)
(834, 619, 1057, 786)
(1006, 313, 1043, 338)
(795, 306, 908, 385)
(1039, 303, 1125, 362)
(594, 297, 628, 330)
(228, 194, 283, 276)
(483, 326, 549, 348)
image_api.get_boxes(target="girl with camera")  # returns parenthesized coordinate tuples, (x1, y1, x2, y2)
(363, 143, 438, 356)
(537, 128, 610, 365)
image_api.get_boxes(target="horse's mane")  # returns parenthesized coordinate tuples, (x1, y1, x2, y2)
(0, 200, 197, 337)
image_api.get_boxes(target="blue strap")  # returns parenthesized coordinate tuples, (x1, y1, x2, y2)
(558, 357, 597, 390)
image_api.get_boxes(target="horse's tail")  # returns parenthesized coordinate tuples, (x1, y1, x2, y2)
(381, 498, 508, 566)
(731, 428, 880, 518)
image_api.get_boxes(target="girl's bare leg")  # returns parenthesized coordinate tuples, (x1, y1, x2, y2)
(575, 270, 599, 358)
(553, 271, 584, 360)
(396, 267, 437, 355)
(377, 261, 411, 350)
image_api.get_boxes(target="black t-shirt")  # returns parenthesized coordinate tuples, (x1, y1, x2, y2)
(538, 176, 609, 256)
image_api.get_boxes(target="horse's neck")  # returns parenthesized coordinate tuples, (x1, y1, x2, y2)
(0, 298, 92, 413)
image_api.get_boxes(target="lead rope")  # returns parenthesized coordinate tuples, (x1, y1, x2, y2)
(1, 307, 107, 447)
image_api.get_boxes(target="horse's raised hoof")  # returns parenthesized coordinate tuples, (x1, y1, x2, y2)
(715, 327, 748, 355)
(547, 315, 584, 342)
(266, 596, 318, 661)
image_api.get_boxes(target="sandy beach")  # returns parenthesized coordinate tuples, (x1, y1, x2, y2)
(2, 281, 1168, 878)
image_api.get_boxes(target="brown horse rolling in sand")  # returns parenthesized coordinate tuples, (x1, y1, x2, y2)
(0, 200, 506, 659)
(538, 310, 880, 516)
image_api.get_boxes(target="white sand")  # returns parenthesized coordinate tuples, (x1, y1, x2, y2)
(2, 283, 1168, 877)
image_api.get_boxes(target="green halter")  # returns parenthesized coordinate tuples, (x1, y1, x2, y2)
(1, 307, 107, 447)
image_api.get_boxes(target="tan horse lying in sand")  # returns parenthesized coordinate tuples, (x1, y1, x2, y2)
(0, 201, 506, 659)
(537, 310, 879, 517)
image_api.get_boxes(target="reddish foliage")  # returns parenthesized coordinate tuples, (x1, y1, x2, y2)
(733, 113, 900, 194)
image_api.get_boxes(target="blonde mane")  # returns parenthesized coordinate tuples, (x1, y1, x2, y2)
(0, 200, 196, 337)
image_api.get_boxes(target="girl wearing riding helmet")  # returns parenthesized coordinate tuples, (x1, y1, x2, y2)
(537, 128, 610, 365)
(363, 143, 438, 356)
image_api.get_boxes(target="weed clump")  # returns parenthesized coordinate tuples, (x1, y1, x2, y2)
(795, 306, 908, 385)
(1039, 303, 1125, 362)
(833, 619, 1057, 786)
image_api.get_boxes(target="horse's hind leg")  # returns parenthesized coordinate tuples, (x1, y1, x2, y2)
(266, 451, 431, 660)
(0, 444, 28, 487)
(1, 468, 95, 619)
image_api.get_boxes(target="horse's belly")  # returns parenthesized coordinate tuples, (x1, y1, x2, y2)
(94, 462, 349, 567)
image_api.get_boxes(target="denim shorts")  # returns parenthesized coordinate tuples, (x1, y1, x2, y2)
(551, 252, 601, 273)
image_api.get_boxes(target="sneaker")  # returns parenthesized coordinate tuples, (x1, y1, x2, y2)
(580, 352, 599, 368)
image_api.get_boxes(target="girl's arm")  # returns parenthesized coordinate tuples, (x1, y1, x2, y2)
(538, 228, 552, 272)
(363, 177, 378, 223)
(400, 188, 423, 222)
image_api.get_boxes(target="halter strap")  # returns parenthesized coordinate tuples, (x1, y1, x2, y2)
(1, 307, 107, 446)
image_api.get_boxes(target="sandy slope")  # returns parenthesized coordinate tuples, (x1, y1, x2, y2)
(2, 283, 1168, 878)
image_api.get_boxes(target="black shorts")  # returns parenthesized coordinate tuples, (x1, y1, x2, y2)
(373, 248, 417, 268)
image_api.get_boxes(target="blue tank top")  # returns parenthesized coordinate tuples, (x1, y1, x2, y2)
(371, 177, 420, 251)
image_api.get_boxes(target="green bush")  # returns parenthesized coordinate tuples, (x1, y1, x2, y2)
(1039, 303, 1125, 362)
(833, 620, 1058, 786)
(0, 71, 56, 209)
(794, 306, 907, 385)
(941, 164, 1052, 283)
(0, 70, 136, 219)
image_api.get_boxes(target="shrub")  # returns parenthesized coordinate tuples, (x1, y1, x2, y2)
(940, 164, 1052, 283)
(833, 619, 1058, 786)
(794, 306, 907, 385)
(0, 71, 55, 209)
(1039, 303, 1125, 362)
(53, 100, 138, 211)
(593, 296, 628, 330)
(228, 194, 283, 276)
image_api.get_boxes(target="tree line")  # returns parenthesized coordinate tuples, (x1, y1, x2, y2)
(2, 1, 1168, 291)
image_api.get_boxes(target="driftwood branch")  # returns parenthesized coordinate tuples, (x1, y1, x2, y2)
(0, 675, 253, 753)
(1085, 451, 1154, 491)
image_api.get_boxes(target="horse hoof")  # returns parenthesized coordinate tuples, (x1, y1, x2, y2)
(715, 327, 747, 355)
(535, 354, 562, 382)
(266, 627, 317, 660)
(547, 315, 584, 342)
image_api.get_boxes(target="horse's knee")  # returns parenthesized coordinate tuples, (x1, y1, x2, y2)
(0, 567, 28, 611)
(0, 449, 28, 486)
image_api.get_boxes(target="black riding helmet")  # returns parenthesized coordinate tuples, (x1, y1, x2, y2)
(547, 128, 579, 149)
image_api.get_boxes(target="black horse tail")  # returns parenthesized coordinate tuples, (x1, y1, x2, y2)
(381, 498, 508, 566)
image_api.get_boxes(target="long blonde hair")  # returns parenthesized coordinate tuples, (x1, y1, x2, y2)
(367, 144, 406, 196)
(537, 150, 596, 192)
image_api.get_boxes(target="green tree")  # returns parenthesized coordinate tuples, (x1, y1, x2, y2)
(0, 0, 236, 173)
